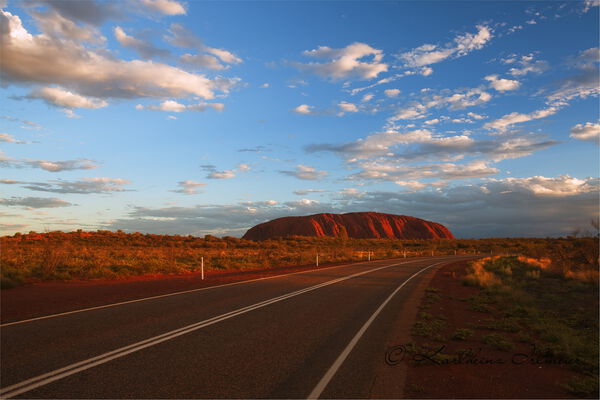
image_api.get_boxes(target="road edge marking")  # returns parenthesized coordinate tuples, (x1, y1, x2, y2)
(306, 260, 447, 399)
(0, 259, 425, 399)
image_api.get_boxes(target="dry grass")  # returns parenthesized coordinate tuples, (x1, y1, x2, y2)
(1, 231, 598, 288)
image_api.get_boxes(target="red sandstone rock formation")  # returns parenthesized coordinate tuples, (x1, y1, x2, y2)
(242, 212, 454, 240)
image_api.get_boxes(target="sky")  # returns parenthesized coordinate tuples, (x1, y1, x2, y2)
(0, 0, 599, 239)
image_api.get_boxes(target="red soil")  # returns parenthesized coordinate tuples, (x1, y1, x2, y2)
(402, 261, 583, 399)
(242, 212, 455, 240)
(0, 261, 355, 324)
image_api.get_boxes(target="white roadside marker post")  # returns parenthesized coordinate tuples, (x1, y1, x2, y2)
(201, 257, 204, 280)
(316, 253, 319, 267)
(368, 251, 371, 261)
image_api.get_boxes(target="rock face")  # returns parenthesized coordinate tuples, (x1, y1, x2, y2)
(242, 212, 454, 240)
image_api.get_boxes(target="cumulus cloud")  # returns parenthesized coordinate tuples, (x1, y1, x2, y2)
(280, 165, 328, 180)
(200, 165, 235, 179)
(338, 101, 359, 115)
(139, 0, 186, 15)
(398, 25, 492, 69)
(384, 89, 401, 98)
(361, 93, 374, 102)
(420, 67, 433, 76)
(114, 26, 169, 59)
(28, 8, 105, 43)
(292, 104, 315, 115)
(0, 196, 73, 208)
(29, 87, 108, 109)
(0, 11, 239, 104)
(22, 177, 132, 194)
(484, 106, 559, 132)
(484, 75, 520, 92)
(505, 54, 548, 76)
(570, 122, 600, 143)
(389, 87, 491, 122)
(295, 42, 388, 80)
(25, 0, 121, 26)
(171, 180, 205, 194)
(350, 160, 499, 182)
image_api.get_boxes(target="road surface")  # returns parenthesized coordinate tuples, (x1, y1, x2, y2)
(1, 255, 476, 399)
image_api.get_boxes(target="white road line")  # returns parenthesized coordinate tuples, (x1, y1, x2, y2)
(0, 259, 421, 399)
(306, 261, 446, 400)
(1, 258, 391, 327)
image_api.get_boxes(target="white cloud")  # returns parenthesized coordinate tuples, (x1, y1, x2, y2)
(29, 9, 104, 43)
(484, 74, 521, 92)
(351, 159, 499, 182)
(280, 164, 327, 180)
(60, 109, 80, 118)
(399, 25, 492, 68)
(361, 93, 374, 102)
(292, 104, 315, 115)
(0, 133, 31, 144)
(236, 163, 251, 172)
(0, 11, 239, 102)
(467, 112, 486, 120)
(0, 196, 73, 208)
(20, 177, 131, 194)
(420, 67, 433, 76)
(207, 171, 235, 179)
(384, 89, 401, 98)
(172, 180, 205, 194)
(583, 0, 600, 12)
(296, 42, 388, 80)
(259, 83, 270, 88)
(338, 102, 359, 114)
(138, 100, 225, 112)
(139, 0, 186, 15)
(293, 189, 327, 195)
(114, 26, 169, 59)
(14, 158, 98, 172)
(394, 180, 427, 190)
(491, 175, 597, 197)
(30, 87, 108, 109)
(165, 23, 241, 66)
(506, 54, 548, 76)
(547, 48, 599, 104)
(570, 122, 600, 143)
(180, 53, 228, 70)
(105, 175, 599, 238)
(484, 106, 560, 132)
(2, 152, 97, 172)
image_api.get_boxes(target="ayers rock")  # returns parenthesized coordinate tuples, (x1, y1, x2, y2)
(242, 212, 454, 241)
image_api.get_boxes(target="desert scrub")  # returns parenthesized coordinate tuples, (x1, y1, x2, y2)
(482, 333, 514, 351)
(412, 312, 447, 341)
(450, 328, 474, 341)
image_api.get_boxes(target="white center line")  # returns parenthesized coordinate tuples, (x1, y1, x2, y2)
(1, 259, 423, 399)
(306, 261, 446, 399)
(1, 258, 391, 327)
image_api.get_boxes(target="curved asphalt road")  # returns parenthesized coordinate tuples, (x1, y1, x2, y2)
(1, 255, 476, 399)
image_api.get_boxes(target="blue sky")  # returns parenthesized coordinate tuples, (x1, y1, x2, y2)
(1, 0, 598, 238)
